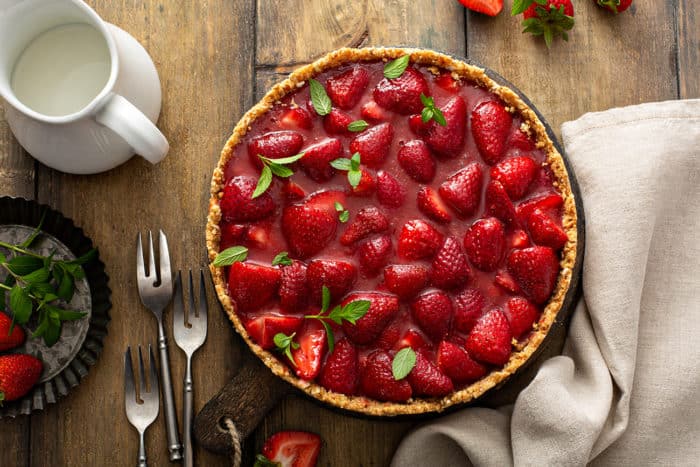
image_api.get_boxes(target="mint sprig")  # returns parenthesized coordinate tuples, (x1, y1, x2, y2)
(420, 94, 447, 127)
(384, 55, 410, 79)
(271, 251, 293, 266)
(334, 202, 349, 223)
(213, 246, 248, 267)
(392, 347, 417, 380)
(252, 153, 305, 198)
(273, 331, 299, 367)
(330, 152, 363, 189)
(309, 78, 331, 116)
(304, 285, 370, 353)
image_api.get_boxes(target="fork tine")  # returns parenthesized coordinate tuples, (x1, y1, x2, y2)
(173, 271, 184, 326)
(124, 347, 135, 401)
(198, 270, 208, 324)
(138, 345, 147, 395)
(149, 344, 159, 393)
(188, 270, 195, 319)
(158, 230, 172, 285)
(136, 233, 146, 282)
(147, 231, 157, 281)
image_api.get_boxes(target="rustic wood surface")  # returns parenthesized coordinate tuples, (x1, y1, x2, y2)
(0, 1, 697, 465)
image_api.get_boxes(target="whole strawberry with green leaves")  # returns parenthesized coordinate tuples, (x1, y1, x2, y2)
(0, 354, 43, 403)
(512, 0, 575, 48)
(595, 0, 633, 13)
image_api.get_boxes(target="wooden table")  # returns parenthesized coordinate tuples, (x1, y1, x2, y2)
(1, 1, 697, 465)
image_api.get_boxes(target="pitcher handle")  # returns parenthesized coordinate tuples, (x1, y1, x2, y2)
(95, 94, 169, 164)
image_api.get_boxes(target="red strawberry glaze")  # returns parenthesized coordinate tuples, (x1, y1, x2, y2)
(219, 61, 565, 400)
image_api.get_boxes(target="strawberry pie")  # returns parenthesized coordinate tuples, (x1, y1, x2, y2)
(207, 48, 578, 415)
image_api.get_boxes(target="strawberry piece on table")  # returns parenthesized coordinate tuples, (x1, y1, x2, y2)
(397, 219, 444, 260)
(340, 206, 389, 245)
(349, 123, 394, 168)
(439, 163, 483, 218)
(245, 315, 304, 350)
(229, 262, 281, 311)
(397, 140, 436, 183)
(453, 288, 486, 333)
(307, 259, 356, 304)
(323, 108, 354, 135)
(220, 175, 276, 222)
(430, 236, 471, 290)
(326, 66, 370, 109)
(411, 290, 453, 341)
(507, 246, 560, 304)
(376, 170, 405, 208)
(247, 130, 304, 169)
(595, 0, 632, 13)
(292, 321, 327, 380)
(463, 217, 506, 272)
(458, 0, 504, 17)
(491, 156, 538, 200)
(520, 0, 575, 48)
(358, 235, 393, 275)
(407, 351, 454, 397)
(383, 264, 429, 299)
(484, 180, 517, 225)
(0, 354, 43, 403)
(278, 260, 309, 312)
(342, 292, 399, 345)
(260, 430, 322, 467)
(373, 67, 429, 115)
(360, 350, 412, 402)
(318, 338, 359, 395)
(298, 138, 342, 182)
(417, 186, 452, 223)
(280, 107, 313, 130)
(465, 308, 512, 365)
(471, 100, 512, 165)
(412, 96, 467, 157)
(437, 341, 488, 384)
(527, 208, 569, 250)
(0, 313, 25, 352)
(505, 296, 540, 338)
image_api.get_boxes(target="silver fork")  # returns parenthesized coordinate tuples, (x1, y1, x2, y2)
(173, 270, 209, 467)
(136, 230, 182, 461)
(124, 345, 159, 467)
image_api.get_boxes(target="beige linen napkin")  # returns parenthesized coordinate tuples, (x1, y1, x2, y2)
(391, 99, 700, 466)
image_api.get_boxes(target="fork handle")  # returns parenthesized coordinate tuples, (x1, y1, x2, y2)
(158, 321, 183, 461)
(183, 356, 194, 467)
(138, 431, 147, 467)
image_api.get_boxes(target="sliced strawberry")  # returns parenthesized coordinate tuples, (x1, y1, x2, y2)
(280, 107, 313, 130)
(376, 319, 402, 350)
(373, 67, 429, 115)
(281, 180, 306, 201)
(394, 329, 430, 352)
(458, 0, 505, 16)
(292, 321, 327, 380)
(360, 100, 388, 122)
(349, 169, 376, 197)
(509, 127, 536, 151)
(307, 259, 356, 304)
(342, 292, 399, 345)
(494, 270, 522, 294)
(516, 192, 564, 224)
(417, 186, 452, 223)
(228, 262, 281, 311)
(507, 246, 560, 304)
(244, 315, 303, 350)
(360, 350, 412, 402)
(465, 308, 512, 365)
(278, 260, 309, 312)
(463, 217, 506, 271)
(349, 123, 394, 168)
(220, 175, 276, 222)
(358, 235, 393, 275)
(406, 351, 453, 397)
(246, 223, 270, 249)
(491, 156, 538, 200)
(412, 96, 467, 156)
(434, 72, 461, 93)
(326, 66, 370, 110)
(323, 108, 354, 135)
(510, 229, 530, 249)
(282, 202, 337, 259)
(505, 297, 540, 338)
(247, 130, 304, 169)
(484, 180, 517, 224)
(318, 338, 358, 395)
(453, 288, 485, 333)
(438, 163, 483, 217)
(339, 206, 389, 246)
(437, 341, 488, 384)
(411, 290, 453, 341)
(298, 138, 342, 182)
(397, 140, 436, 183)
(261, 430, 321, 467)
(383, 264, 429, 299)
(397, 219, 444, 260)
(472, 100, 512, 165)
(430, 236, 471, 290)
(527, 208, 568, 250)
(219, 222, 247, 250)
(376, 170, 405, 208)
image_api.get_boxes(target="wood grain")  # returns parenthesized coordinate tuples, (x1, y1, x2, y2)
(678, 0, 699, 98)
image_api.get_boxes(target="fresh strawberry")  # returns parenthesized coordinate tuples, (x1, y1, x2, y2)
(437, 341, 488, 384)
(281, 180, 306, 201)
(0, 313, 25, 352)
(261, 430, 321, 467)
(0, 354, 42, 402)
(417, 186, 452, 223)
(280, 107, 313, 130)
(484, 180, 517, 224)
(397, 219, 444, 260)
(323, 108, 354, 135)
(306, 259, 356, 304)
(349, 169, 376, 197)
(219, 222, 247, 250)
(375, 319, 402, 350)
(595, 0, 632, 13)
(516, 192, 564, 224)
(244, 315, 304, 349)
(228, 262, 281, 311)
(491, 156, 538, 200)
(434, 72, 462, 93)
(438, 163, 483, 217)
(376, 170, 405, 208)
(507, 246, 560, 304)
(407, 351, 454, 397)
(359, 350, 412, 402)
(341, 292, 399, 345)
(453, 288, 485, 333)
(430, 236, 471, 290)
(292, 321, 327, 380)
(465, 308, 512, 365)
(246, 223, 270, 249)
(411, 96, 467, 156)
(494, 269, 522, 294)
(472, 100, 512, 165)
(278, 260, 309, 312)
(373, 67, 429, 115)
(220, 175, 276, 222)
(318, 338, 358, 395)
(521, 0, 575, 48)
(509, 128, 536, 151)
(510, 229, 530, 249)
(383, 264, 429, 299)
(282, 204, 336, 259)
(326, 66, 370, 109)
(458, 0, 504, 16)
(305, 189, 347, 213)
(411, 290, 453, 341)
(360, 100, 388, 122)
(463, 217, 506, 271)
(247, 130, 304, 169)
(395, 329, 430, 352)
(298, 138, 342, 182)
(340, 206, 389, 245)
(397, 140, 436, 183)
(527, 208, 568, 250)
(505, 297, 540, 338)
(349, 123, 394, 168)
(358, 235, 393, 275)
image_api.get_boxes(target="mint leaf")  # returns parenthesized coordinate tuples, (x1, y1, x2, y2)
(271, 251, 293, 267)
(6, 256, 43, 276)
(21, 267, 50, 284)
(267, 162, 294, 178)
(420, 93, 447, 127)
(432, 107, 447, 126)
(56, 273, 74, 301)
(392, 347, 417, 380)
(339, 210, 349, 223)
(347, 169, 362, 188)
(254, 454, 281, 467)
(320, 320, 335, 354)
(321, 285, 331, 313)
(350, 152, 361, 171)
(260, 153, 305, 165)
(65, 248, 97, 265)
(421, 107, 434, 123)
(328, 299, 370, 325)
(347, 120, 369, 132)
(20, 211, 46, 248)
(330, 158, 352, 171)
(334, 201, 344, 212)
(10, 285, 32, 324)
(273, 332, 298, 367)
(309, 78, 331, 116)
(213, 246, 248, 267)
(384, 55, 410, 79)
(252, 165, 273, 198)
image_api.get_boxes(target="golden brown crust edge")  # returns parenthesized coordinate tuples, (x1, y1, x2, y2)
(206, 47, 578, 416)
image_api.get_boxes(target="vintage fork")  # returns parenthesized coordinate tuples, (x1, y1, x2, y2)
(136, 230, 182, 461)
(173, 270, 209, 467)
(124, 345, 159, 467)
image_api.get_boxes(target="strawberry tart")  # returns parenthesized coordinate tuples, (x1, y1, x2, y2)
(207, 47, 578, 415)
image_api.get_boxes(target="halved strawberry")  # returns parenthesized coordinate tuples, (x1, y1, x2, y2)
(471, 100, 512, 165)
(509, 127, 536, 151)
(506, 297, 540, 338)
(323, 108, 353, 135)
(463, 217, 506, 271)
(491, 156, 538, 200)
(292, 321, 327, 380)
(360, 350, 412, 402)
(349, 123, 394, 168)
(458, 0, 504, 16)
(411, 290, 453, 341)
(244, 315, 303, 349)
(417, 186, 452, 223)
(507, 246, 560, 304)
(527, 208, 568, 250)
(282, 202, 337, 259)
(247, 130, 304, 169)
(516, 192, 564, 224)
(494, 269, 522, 294)
(246, 223, 270, 249)
(348, 169, 376, 197)
(298, 138, 342, 182)
(342, 292, 399, 345)
(437, 341, 488, 384)
(407, 351, 454, 397)
(397, 140, 436, 183)
(412, 96, 467, 156)
(219, 222, 247, 250)
(220, 175, 276, 222)
(278, 260, 309, 312)
(358, 235, 393, 275)
(373, 67, 429, 115)
(376, 170, 405, 208)
(394, 329, 430, 352)
(261, 431, 321, 467)
(434, 72, 461, 93)
(484, 180, 517, 224)
(438, 163, 483, 218)
(326, 66, 370, 109)
(397, 219, 444, 260)
(228, 262, 281, 311)
(280, 107, 313, 130)
(360, 100, 388, 122)
(465, 308, 512, 365)
(383, 264, 429, 299)
(306, 259, 356, 304)
(453, 288, 486, 333)
(430, 236, 471, 290)
(318, 338, 358, 395)
(281, 180, 306, 201)
(340, 206, 389, 245)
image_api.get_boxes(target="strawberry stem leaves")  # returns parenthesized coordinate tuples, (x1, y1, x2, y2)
(420, 94, 447, 126)
(213, 246, 249, 267)
(309, 78, 331, 116)
(384, 55, 410, 79)
(392, 347, 417, 380)
(519, 3, 574, 48)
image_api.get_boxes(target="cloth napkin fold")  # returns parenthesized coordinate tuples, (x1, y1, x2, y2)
(391, 99, 700, 466)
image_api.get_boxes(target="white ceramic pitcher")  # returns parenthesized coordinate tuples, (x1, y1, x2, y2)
(0, 0, 168, 174)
